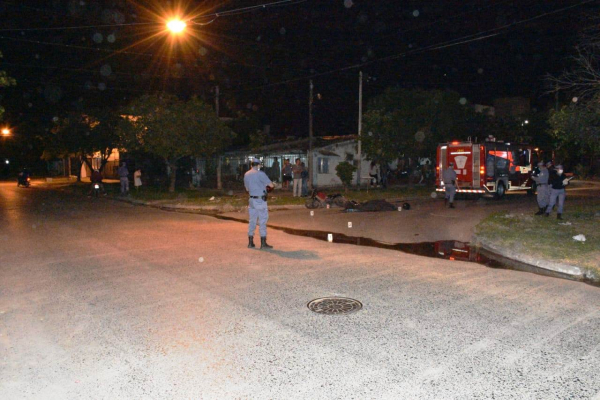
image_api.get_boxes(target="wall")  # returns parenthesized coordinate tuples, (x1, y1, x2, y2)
(310, 140, 371, 188)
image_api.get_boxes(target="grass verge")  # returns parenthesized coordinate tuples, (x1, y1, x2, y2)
(474, 200, 600, 272)
(52, 180, 433, 207)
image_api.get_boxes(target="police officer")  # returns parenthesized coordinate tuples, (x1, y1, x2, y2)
(545, 164, 569, 220)
(442, 161, 458, 208)
(532, 161, 549, 215)
(244, 158, 275, 249)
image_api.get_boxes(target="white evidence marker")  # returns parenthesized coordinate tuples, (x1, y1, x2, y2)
(398, 207, 402, 211)
(198, 257, 204, 263)
(348, 222, 352, 228)
(327, 234, 333, 242)
(310, 210, 314, 216)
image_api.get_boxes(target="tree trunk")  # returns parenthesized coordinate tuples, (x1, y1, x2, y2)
(99, 149, 112, 173)
(217, 156, 222, 190)
(75, 155, 85, 182)
(168, 162, 178, 193)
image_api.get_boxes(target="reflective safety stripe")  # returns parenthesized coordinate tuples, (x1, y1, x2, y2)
(436, 188, 485, 193)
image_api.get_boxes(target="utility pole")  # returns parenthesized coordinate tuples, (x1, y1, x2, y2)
(356, 71, 363, 186)
(308, 80, 314, 189)
(216, 85, 222, 190)
(215, 85, 220, 117)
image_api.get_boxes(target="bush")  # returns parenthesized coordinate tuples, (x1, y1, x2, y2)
(574, 163, 591, 180)
(335, 161, 357, 189)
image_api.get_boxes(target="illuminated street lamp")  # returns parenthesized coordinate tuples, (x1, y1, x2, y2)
(1, 128, 10, 136)
(167, 19, 187, 34)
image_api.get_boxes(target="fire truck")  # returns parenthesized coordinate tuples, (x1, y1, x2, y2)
(436, 137, 537, 198)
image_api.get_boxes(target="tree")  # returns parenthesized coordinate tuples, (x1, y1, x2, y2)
(547, 21, 600, 173)
(118, 94, 234, 192)
(362, 88, 476, 164)
(549, 101, 600, 172)
(0, 51, 16, 121)
(335, 161, 357, 191)
(42, 108, 121, 180)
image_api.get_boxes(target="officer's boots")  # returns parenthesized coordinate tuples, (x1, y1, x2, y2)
(248, 236, 255, 248)
(449, 202, 455, 209)
(260, 237, 273, 249)
(535, 207, 545, 216)
(557, 213, 563, 220)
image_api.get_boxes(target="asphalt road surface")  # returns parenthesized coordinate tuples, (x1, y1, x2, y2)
(1, 182, 600, 399)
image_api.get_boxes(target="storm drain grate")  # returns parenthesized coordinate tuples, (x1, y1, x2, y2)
(307, 297, 362, 315)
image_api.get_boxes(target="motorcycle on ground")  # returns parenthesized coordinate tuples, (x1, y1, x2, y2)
(305, 189, 347, 209)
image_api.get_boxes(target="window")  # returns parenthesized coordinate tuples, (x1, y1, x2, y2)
(317, 157, 329, 174)
(345, 153, 354, 162)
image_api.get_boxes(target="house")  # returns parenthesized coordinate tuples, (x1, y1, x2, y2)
(205, 135, 373, 188)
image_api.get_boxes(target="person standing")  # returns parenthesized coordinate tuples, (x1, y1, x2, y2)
(282, 159, 292, 190)
(292, 158, 304, 197)
(118, 162, 129, 196)
(301, 162, 309, 196)
(545, 164, 569, 220)
(442, 161, 458, 208)
(244, 158, 275, 249)
(271, 157, 280, 183)
(369, 161, 380, 187)
(134, 168, 142, 191)
(532, 161, 549, 215)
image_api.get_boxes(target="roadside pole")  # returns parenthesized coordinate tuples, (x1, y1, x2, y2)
(356, 71, 363, 187)
(216, 85, 222, 190)
(309, 79, 314, 189)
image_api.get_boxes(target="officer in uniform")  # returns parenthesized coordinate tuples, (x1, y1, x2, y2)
(545, 164, 569, 220)
(442, 161, 458, 208)
(244, 158, 275, 249)
(532, 161, 549, 215)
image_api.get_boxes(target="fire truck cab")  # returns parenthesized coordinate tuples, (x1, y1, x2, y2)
(436, 137, 536, 198)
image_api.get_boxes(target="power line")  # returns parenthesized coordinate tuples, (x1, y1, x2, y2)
(224, 0, 596, 94)
(0, 0, 308, 32)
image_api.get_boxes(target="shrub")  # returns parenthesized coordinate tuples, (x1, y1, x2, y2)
(335, 161, 357, 189)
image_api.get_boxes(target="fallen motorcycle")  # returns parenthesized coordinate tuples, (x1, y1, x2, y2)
(305, 189, 347, 209)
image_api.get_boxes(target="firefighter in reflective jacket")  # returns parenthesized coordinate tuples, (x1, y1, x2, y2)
(442, 162, 458, 208)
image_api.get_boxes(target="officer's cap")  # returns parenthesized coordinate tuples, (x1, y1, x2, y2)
(556, 164, 564, 170)
(449, 161, 454, 166)
(537, 161, 545, 166)
(250, 157, 261, 163)
(546, 161, 553, 167)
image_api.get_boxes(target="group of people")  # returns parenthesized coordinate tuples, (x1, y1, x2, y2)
(441, 159, 572, 218)
(531, 161, 571, 220)
(280, 158, 308, 197)
(88, 161, 143, 197)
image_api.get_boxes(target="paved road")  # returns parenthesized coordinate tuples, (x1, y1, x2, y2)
(1, 182, 600, 399)
(224, 181, 600, 244)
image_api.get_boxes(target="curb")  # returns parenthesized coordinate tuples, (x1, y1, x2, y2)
(472, 236, 599, 284)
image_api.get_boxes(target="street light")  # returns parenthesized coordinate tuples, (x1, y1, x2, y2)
(1, 128, 10, 136)
(167, 19, 187, 34)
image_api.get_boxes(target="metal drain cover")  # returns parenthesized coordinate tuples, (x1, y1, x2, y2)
(307, 297, 362, 315)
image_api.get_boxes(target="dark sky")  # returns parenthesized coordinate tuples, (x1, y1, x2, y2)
(0, 0, 595, 139)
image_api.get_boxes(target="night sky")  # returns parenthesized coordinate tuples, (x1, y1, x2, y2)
(0, 0, 595, 140)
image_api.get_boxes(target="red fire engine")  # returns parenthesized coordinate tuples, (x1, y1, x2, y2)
(436, 137, 537, 198)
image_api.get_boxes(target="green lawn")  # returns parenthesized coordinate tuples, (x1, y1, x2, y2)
(474, 200, 600, 272)
(58, 180, 433, 207)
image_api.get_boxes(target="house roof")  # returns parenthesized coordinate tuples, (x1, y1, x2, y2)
(225, 135, 357, 156)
